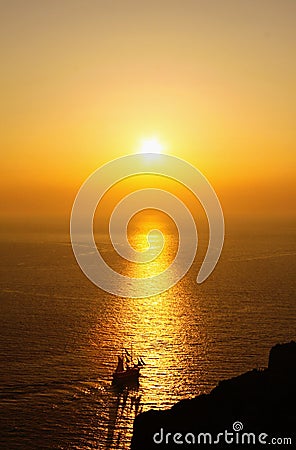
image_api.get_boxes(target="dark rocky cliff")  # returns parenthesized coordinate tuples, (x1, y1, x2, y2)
(131, 341, 296, 448)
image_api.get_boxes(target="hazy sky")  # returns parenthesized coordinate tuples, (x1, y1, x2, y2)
(1, 0, 295, 223)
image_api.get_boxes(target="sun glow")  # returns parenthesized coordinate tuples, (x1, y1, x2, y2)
(139, 138, 164, 154)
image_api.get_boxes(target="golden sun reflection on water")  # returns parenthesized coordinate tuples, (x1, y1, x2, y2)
(94, 218, 208, 448)
(115, 222, 208, 402)
(101, 274, 208, 447)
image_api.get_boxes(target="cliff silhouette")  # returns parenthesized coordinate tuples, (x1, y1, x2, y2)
(131, 341, 296, 448)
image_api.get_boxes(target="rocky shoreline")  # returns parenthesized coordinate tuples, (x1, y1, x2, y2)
(131, 341, 296, 448)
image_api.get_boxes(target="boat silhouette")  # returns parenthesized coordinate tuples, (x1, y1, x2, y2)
(112, 347, 145, 385)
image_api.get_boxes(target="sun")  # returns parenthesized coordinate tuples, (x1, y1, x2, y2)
(139, 138, 164, 154)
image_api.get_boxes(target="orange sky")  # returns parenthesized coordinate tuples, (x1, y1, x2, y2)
(1, 0, 295, 227)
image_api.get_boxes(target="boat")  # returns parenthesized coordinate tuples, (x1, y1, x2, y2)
(112, 348, 145, 385)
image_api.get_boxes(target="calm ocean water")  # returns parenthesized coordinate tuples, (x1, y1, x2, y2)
(0, 221, 295, 449)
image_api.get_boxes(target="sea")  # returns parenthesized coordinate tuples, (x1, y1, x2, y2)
(0, 218, 295, 449)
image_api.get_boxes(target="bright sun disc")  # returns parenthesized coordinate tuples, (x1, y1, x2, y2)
(140, 138, 164, 154)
